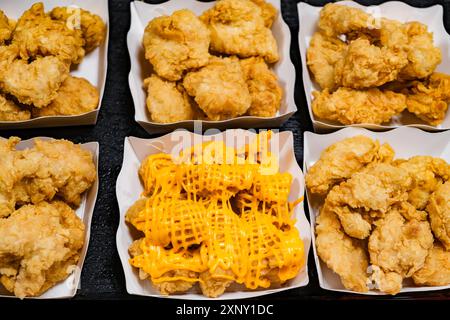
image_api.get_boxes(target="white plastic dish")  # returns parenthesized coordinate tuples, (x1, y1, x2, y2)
(0, 137, 99, 299)
(0, 0, 109, 129)
(303, 126, 450, 294)
(116, 129, 311, 299)
(127, 0, 297, 134)
(298, 1, 450, 132)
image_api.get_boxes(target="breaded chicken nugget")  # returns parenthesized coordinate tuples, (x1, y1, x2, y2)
(32, 76, 99, 117)
(0, 10, 14, 45)
(143, 9, 210, 81)
(200, 0, 278, 63)
(427, 181, 450, 250)
(412, 243, 450, 286)
(250, 0, 277, 28)
(240, 57, 282, 117)
(0, 94, 30, 121)
(183, 57, 251, 120)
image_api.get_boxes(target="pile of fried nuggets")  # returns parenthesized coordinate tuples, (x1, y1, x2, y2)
(142, 0, 283, 123)
(307, 3, 450, 126)
(0, 3, 106, 121)
(0, 137, 96, 298)
(306, 136, 450, 294)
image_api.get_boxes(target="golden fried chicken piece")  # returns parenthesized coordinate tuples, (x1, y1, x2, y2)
(240, 57, 282, 117)
(427, 181, 450, 250)
(412, 243, 450, 286)
(0, 10, 14, 45)
(368, 208, 434, 294)
(396, 156, 450, 210)
(315, 203, 369, 292)
(0, 53, 69, 108)
(312, 88, 407, 125)
(306, 32, 346, 90)
(12, 3, 85, 64)
(144, 74, 198, 123)
(318, 3, 378, 38)
(200, 0, 279, 63)
(143, 9, 210, 81)
(0, 94, 30, 121)
(250, 0, 277, 28)
(50, 6, 106, 53)
(199, 269, 234, 298)
(399, 22, 442, 80)
(0, 137, 20, 218)
(405, 73, 450, 125)
(306, 136, 394, 196)
(13, 139, 97, 208)
(334, 38, 407, 89)
(0, 201, 85, 298)
(326, 163, 413, 239)
(183, 57, 251, 120)
(32, 76, 99, 117)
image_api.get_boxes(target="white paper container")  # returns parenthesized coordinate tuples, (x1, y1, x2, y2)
(0, 0, 109, 129)
(0, 137, 99, 299)
(127, 0, 297, 134)
(298, 1, 450, 132)
(303, 126, 450, 295)
(116, 129, 311, 299)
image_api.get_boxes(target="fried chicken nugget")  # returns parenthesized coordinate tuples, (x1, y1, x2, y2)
(0, 201, 85, 299)
(312, 87, 407, 125)
(200, 0, 279, 63)
(0, 94, 30, 121)
(368, 208, 434, 295)
(0, 10, 14, 45)
(405, 73, 450, 125)
(306, 32, 346, 90)
(306, 136, 394, 196)
(144, 74, 198, 123)
(326, 163, 413, 239)
(427, 181, 450, 250)
(240, 57, 282, 117)
(334, 38, 407, 89)
(0, 137, 20, 218)
(412, 243, 450, 286)
(143, 9, 210, 81)
(32, 76, 99, 117)
(50, 6, 106, 53)
(249, 0, 277, 28)
(183, 57, 251, 120)
(12, 3, 85, 64)
(315, 203, 369, 292)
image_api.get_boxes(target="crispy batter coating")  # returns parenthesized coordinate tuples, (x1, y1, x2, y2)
(412, 243, 450, 286)
(0, 201, 85, 299)
(32, 76, 99, 117)
(396, 156, 450, 210)
(315, 203, 369, 292)
(427, 181, 450, 250)
(0, 46, 69, 108)
(240, 57, 282, 117)
(144, 74, 198, 123)
(306, 32, 346, 90)
(312, 88, 407, 125)
(0, 137, 20, 217)
(306, 136, 394, 196)
(199, 269, 233, 298)
(0, 10, 14, 45)
(50, 6, 106, 53)
(249, 0, 277, 28)
(143, 9, 210, 81)
(326, 163, 413, 239)
(0, 94, 30, 121)
(12, 3, 85, 64)
(200, 0, 279, 63)
(405, 73, 450, 125)
(368, 208, 434, 294)
(334, 38, 407, 89)
(183, 57, 251, 120)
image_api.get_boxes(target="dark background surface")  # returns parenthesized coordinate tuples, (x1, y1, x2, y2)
(1, 0, 449, 301)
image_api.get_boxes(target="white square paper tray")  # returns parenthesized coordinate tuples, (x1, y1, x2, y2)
(0, 0, 109, 129)
(304, 127, 450, 295)
(127, 0, 297, 134)
(0, 137, 99, 299)
(116, 129, 311, 299)
(298, 1, 450, 132)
